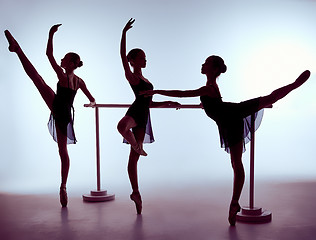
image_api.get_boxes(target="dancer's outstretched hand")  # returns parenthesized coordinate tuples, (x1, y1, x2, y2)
(165, 101, 182, 109)
(49, 24, 62, 36)
(123, 18, 135, 32)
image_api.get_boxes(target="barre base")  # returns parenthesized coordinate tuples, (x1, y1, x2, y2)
(237, 206, 272, 223)
(83, 190, 115, 202)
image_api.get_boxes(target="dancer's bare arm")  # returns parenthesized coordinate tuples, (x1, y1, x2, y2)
(142, 86, 213, 98)
(46, 24, 64, 79)
(120, 18, 138, 85)
(79, 78, 95, 104)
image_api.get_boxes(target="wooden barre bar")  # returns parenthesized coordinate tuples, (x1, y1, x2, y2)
(84, 103, 203, 108)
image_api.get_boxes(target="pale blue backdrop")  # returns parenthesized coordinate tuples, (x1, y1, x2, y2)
(0, 0, 315, 195)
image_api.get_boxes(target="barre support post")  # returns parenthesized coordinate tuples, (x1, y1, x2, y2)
(249, 112, 255, 209)
(236, 113, 272, 223)
(96, 106, 101, 191)
(83, 106, 115, 202)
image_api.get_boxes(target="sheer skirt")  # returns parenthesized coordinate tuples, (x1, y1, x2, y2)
(217, 98, 264, 153)
(47, 113, 77, 144)
(123, 112, 155, 144)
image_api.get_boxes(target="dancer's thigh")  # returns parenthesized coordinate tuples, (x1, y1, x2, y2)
(33, 74, 55, 111)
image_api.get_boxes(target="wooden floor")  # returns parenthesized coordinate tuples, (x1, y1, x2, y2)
(1, 180, 316, 240)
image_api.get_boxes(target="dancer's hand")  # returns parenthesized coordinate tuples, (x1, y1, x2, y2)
(123, 18, 135, 33)
(49, 24, 62, 36)
(86, 101, 96, 108)
(140, 90, 156, 97)
(165, 101, 182, 109)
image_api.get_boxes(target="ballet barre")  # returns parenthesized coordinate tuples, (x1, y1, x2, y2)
(82, 103, 272, 224)
(84, 103, 203, 108)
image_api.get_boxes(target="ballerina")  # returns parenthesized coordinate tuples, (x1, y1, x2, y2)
(117, 18, 180, 214)
(5, 25, 96, 207)
(142, 55, 310, 225)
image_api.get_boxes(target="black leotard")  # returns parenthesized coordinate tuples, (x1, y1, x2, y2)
(47, 76, 78, 144)
(124, 77, 155, 143)
(200, 85, 263, 153)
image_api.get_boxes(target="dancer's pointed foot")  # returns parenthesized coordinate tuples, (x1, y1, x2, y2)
(59, 186, 68, 207)
(228, 201, 241, 226)
(4, 30, 20, 52)
(130, 191, 142, 214)
(132, 144, 147, 156)
(293, 70, 311, 88)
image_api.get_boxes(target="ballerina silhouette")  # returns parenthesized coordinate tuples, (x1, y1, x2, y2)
(142, 55, 311, 225)
(5, 25, 96, 207)
(117, 18, 179, 214)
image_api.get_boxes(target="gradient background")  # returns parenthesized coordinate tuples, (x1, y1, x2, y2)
(0, 0, 315, 195)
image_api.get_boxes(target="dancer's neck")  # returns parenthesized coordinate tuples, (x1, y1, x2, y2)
(206, 75, 217, 86)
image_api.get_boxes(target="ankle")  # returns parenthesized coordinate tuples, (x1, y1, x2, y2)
(132, 143, 140, 150)
(132, 144, 147, 156)
(132, 190, 140, 195)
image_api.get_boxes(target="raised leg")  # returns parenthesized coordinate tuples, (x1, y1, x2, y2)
(259, 70, 311, 109)
(5, 30, 55, 111)
(117, 116, 147, 156)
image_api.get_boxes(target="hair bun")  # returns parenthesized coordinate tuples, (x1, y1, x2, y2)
(221, 64, 227, 73)
(78, 61, 83, 68)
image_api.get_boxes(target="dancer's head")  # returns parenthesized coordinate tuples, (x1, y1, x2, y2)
(201, 55, 227, 78)
(127, 48, 146, 69)
(61, 52, 83, 70)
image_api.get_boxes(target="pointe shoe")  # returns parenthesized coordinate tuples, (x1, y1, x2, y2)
(294, 70, 311, 88)
(59, 186, 68, 207)
(130, 192, 142, 214)
(132, 144, 147, 156)
(4, 30, 20, 52)
(228, 202, 241, 226)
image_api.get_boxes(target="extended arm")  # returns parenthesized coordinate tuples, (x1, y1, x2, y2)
(147, 87, 210, 108)
(79, 79, 95, 105)
(46, 24, 64, 78)
(120, 18, 138, 84)
(147, 87, 208, 98)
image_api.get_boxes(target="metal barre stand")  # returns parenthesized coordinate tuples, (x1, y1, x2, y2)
(83, 103, 272, 224)
(82, 105, 114, 202)
(236, 113, 272, 223)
